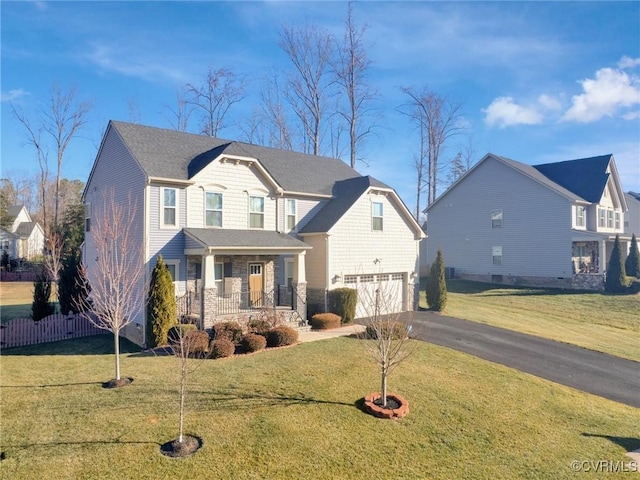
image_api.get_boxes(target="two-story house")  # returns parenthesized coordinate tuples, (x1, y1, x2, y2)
(0, 205, 44, 260)
(83, 121, 424, 346)
(424, 153, 629, 291)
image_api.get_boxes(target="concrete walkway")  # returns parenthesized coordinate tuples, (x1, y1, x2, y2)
(298, 324, 365, 342)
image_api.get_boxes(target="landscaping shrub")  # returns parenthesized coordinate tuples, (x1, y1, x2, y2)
(183, 330, 210, 355)
(247, 318, 271, 336)
(167, 324, 197, 344)
(329, 288, 357, 324)
(209, 338, 235, 358)
(32, 272, 56, 321)
(240, 333, 267, 353)
(365, 321, 409, 340)
(605, 235, 629, 293)
(147, 255, 178, 347)
(266, 326, 299, 347)
(625, 233, 640, 278)
(426, 249, 447, 311)
(310, 312, 342, 330)
(211, 321, 244, 344)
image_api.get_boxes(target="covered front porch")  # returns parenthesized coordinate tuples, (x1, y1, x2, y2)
(182, 228, 311, 328)
(571, 232, 631, 290)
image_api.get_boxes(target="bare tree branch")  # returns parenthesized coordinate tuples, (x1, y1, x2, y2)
(163, 90, 193, 132)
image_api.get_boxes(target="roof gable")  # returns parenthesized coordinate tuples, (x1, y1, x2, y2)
(533, 155, 612, 203)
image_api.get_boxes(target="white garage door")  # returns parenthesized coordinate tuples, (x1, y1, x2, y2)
(344, 273, 405, 318)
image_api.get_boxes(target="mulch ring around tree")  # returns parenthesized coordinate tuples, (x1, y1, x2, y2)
(102, 377, 134, 389)
(160, 435, 203, 458)
(363, 392, 409, 419)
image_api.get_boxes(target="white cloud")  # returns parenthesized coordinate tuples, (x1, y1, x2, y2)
(618, 56, 640, 69)
(622, 111, 640, 120)
(562, 62, 640, 123)
(537, 94, 562, 111)
(483, 97, 543, 128)
(1, 88, 28, 102)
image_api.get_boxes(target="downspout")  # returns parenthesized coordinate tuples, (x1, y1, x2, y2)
(325, 234, 330, 313)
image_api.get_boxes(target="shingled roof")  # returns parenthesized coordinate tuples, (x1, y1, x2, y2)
(110, 121, 372, 196)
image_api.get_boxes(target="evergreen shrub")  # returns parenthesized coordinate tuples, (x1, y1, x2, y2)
(210, 338, 235, 358)
(212, 321, 244, 344)
(329, 288, 357, 324)
(310, 313, 342, 330)
(240, 333, 267, 353)
(266, 326, 299, 347)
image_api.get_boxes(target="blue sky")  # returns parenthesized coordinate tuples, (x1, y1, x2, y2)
(2, 1, 639, 211)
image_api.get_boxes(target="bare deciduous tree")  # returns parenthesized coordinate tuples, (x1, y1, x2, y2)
(280, 23, 334, 155)
(79, 189, 146, 383)
(259, 71, 294, 150)
(400, 87, 465, 211)
(333, 1, 379, 169)
(185, 67, 247, 137)
(41, 85, 91, 226)
(446, 136, 476, 187)
(43, 228, 64, 301)
(164, 91, 193, 132)
(356, 281, 417, 408)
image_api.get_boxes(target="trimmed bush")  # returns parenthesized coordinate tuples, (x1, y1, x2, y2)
(625, 233, 640, 278)
(329, 288, 357, 324)
(184, 330, 210, 355)
(209, 338, 235, 358)
(167, 324, 197, 344)
(212, 321, 244, 344)
(146, 255, 178, 347)
(310, 313, 342, 330)
(247, 318, 271, 336)
(266, 326, 299, 347)
(240, 333, 267, 353)
(426, 249, 447, 311)
(365, 321, 409, 340)
(605, 235, 628, 293)
(32, 273, 56, 321)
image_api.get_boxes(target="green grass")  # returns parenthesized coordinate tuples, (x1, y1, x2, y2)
(0, 282, 59, 323)
(420, 280, 640, 361)
(1, 335, 638, 479)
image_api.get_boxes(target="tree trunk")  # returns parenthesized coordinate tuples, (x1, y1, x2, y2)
(381, 367, 388, 407)
(114, 332, 121, 380)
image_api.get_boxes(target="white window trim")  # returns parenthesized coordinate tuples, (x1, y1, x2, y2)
(214, 262, 224, 295)
(492, 246, 503, 265)
(205, 191, 223, 228)
(372, 201, 384, 232)
(491, 209, 503, 229)
(164, 259, 181, 295)
(161, 187, 179, 229)
(249, 195, 265, 229)
(84, 202, 91, 232)
(575, 205, 586, 228)
(286, 199, 297, 232)
(284, 257, 294, 290)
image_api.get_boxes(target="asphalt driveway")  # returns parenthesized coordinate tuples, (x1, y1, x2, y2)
(403, 311, 640, 408)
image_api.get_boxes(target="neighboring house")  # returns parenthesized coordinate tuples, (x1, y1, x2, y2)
(624, 191, 640, 236)
(83, 121, 424, 346)
(0, 205, 45, 260)
(424, 153, 630, 291)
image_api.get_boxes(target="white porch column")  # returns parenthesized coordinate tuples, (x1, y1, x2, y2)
(293, 251, 306, 284)
(202, 253, 216, 288)
(292, 251, 307, 321)
(201, 253, 216, 329)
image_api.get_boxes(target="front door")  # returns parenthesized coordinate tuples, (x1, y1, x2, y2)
(249, 263, 263, 307)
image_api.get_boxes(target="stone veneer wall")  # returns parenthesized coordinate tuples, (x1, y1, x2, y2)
(457, 272, 605, 291)
(292, 281, 307, 320)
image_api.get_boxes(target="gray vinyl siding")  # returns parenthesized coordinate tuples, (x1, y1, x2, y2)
(426, 156, 573, 278)
(278, 197, 327, 233)
(83, 125, 147, 326)
(148, 184, 187, 293)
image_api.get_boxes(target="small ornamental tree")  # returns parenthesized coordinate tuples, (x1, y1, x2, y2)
(625, 233, 640, 278)
(605, 234, 627, 293)
(426, 248, 447, 311)
(147, 255, 178, 347)
(32, 271, 56, 321)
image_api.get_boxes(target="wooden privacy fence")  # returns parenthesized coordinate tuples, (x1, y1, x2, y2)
(0, 313, 104, 349)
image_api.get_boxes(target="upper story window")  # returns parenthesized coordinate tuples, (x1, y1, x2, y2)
(598, 208, 606, 228)
(162, 188, 177, 227)
(205, 192, 223, 227)
(576, 206, 586, 228)
(84, 203, 91, 232)
(615, 211, 620, 230)
(372, 202, 383, 231)
(491, 209, 503, 228)
(249, 196, 264, 229)
(286, 199, 297, 231)
(606, 209, 614, 229)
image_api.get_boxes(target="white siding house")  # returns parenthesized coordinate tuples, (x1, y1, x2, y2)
(84, 121, 424, 346)
(424, 153, 629, 291)
(1, 205, 44, 260)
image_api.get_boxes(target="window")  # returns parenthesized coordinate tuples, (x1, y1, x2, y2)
(164, 260, 180, 294)
(205, 192, 223, 227)
(491, 209, 503, 228)
(615, 211, 620, 230)
(163, 188, 177, 227)
(284, 258, 294, 291)
(606, 209, 614, 229)
(372, 202, 383, 231)
(344, 275, 358, 284)
(214, 262, 223, 295)
(598, 208, 606, 228)
(84, 203, 91, 232)
(249, 196, 264, 229)
(286, 199, 297, 231)
(576, 206, 586, 227)
(492, 246, 502, 265)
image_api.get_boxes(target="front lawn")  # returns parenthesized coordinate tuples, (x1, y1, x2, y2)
(420, 280, 640, 361)
(1, 335, 638, 479)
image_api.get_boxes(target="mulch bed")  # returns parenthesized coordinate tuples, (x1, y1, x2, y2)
(160, 435, 202, 458)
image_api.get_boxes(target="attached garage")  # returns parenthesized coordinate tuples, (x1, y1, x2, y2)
(343, 272, 406, 318)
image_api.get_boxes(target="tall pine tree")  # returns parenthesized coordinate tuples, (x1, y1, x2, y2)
(605, 234, 627, 293)
(32, 271, 56, 321)
(625, 233, 640, 278)
(146, 255, 178, 347)
(426, 249, 447, 311)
